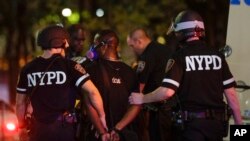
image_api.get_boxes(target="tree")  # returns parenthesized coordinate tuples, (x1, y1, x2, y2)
(0, 0, 229, 105)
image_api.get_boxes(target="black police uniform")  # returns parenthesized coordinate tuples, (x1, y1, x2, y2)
(69, 56, 93, 141)
(136, 41, 173, 141)
(162, 40, 236, 141)
(16, 54, 90, 141)
(85, 58, 139, 141)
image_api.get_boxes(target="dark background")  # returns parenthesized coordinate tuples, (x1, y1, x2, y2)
(0, 0, 230, 105)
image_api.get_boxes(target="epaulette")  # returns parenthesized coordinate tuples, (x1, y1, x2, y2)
(71, 56, 87, 64)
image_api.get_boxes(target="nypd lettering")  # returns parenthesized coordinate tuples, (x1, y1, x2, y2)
(186, 55, 221, 71)
(27, 71, 66, 87)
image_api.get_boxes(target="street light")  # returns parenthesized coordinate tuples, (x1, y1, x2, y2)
(96, 8, 104, 17)
(62, 8, 72, 17)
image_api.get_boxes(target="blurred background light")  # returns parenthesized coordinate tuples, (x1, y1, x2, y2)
(62, 8, 72, 17)
(96, 8, 104, 17)
(67, 12, 80, 24)
(157, 36, 166, 44)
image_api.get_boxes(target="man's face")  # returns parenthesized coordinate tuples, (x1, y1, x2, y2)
(96, 35, 117, 57)
(127, 36, 140, 55)
(71, 29, 85, 53)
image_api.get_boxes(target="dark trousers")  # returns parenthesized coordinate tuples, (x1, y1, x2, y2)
(149, 109, 173, 141)
(29, 120, 75, 141)
(75, 114, 92, 141)
(158, 108, 173, 141)
(135, 110, 150, 141)
(175, 119, 224, 141)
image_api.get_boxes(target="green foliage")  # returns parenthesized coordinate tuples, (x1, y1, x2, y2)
(0, 0, 230, 104)
(0, 0, 187, 61)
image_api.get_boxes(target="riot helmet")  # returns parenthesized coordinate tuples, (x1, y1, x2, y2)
(168, 10, 205, 42)
(37, 25, 70, 50)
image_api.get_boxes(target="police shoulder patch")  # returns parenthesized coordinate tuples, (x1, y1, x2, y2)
(165, 59, 175, 73)
(137, 61, 146, 72)
(74, 63, 86, 74)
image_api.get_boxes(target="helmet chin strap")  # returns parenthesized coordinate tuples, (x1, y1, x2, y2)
(59, 48, 66, 57)
(42, 48, 65, 58)
(186, 36, 199, 42)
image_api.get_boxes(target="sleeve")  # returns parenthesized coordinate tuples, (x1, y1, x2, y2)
(130, 69, 140, 93)
(69, 60, 90, 88)
(161, 54, 183, 91)
(222, 57, 236, 89)
(16, 68, 28, 94)
(136, 53, 155, 84)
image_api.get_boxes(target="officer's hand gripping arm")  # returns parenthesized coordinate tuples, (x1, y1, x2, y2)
(129, 87, 175, 104)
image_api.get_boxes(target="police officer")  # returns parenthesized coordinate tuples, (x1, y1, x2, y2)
(83, 29, 141, 141)
(16, 25, 108, 141)
(127, 28, 173, 141)
(129, 10, 242, 141)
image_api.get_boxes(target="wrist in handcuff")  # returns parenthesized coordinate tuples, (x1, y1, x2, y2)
(100, 132, 108, 137)
(111, 127, 121, 134)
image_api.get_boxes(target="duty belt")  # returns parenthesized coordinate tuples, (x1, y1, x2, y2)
(182, 110, 225, 121)
(57, 111, 77, 124)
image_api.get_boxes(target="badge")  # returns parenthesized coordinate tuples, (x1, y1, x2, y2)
(74, 63, 86, 74)
(165, 59, 175, 73)
(137, 61, 146, 72)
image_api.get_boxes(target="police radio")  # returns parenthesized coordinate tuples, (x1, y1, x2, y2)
(86, 41, 107, 60)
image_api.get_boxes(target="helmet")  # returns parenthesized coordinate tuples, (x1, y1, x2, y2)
(37, 25, 69, 50)
(171, 10, 205, 42)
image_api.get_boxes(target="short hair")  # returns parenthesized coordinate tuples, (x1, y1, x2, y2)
(67, 24, 85, 36)
(128, 27, 151, 40)
(94, 29, 119, 44)
(37, 25, 69, 50)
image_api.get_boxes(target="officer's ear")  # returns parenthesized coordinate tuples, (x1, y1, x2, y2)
(64, 39, 69, 49)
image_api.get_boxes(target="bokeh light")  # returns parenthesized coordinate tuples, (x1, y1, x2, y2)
(62, 8, 72, 17)
(96, 8, 104, 17)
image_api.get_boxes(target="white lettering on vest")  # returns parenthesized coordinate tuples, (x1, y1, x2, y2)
(28, 71, 66, 87)
(112, 77, 121, 84)
(186, 55, 221, 71)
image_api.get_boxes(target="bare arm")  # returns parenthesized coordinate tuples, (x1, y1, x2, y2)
(224, 87, 242, 124)
(15, 93, 27, 128)
(81, 80, 106, 120)
(144, 87, 175, 103)
(129, 87, 175, 104)
(139, 83, 145, 93)
(83, 94, 108, 135)
(114, 105, 141, 130)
